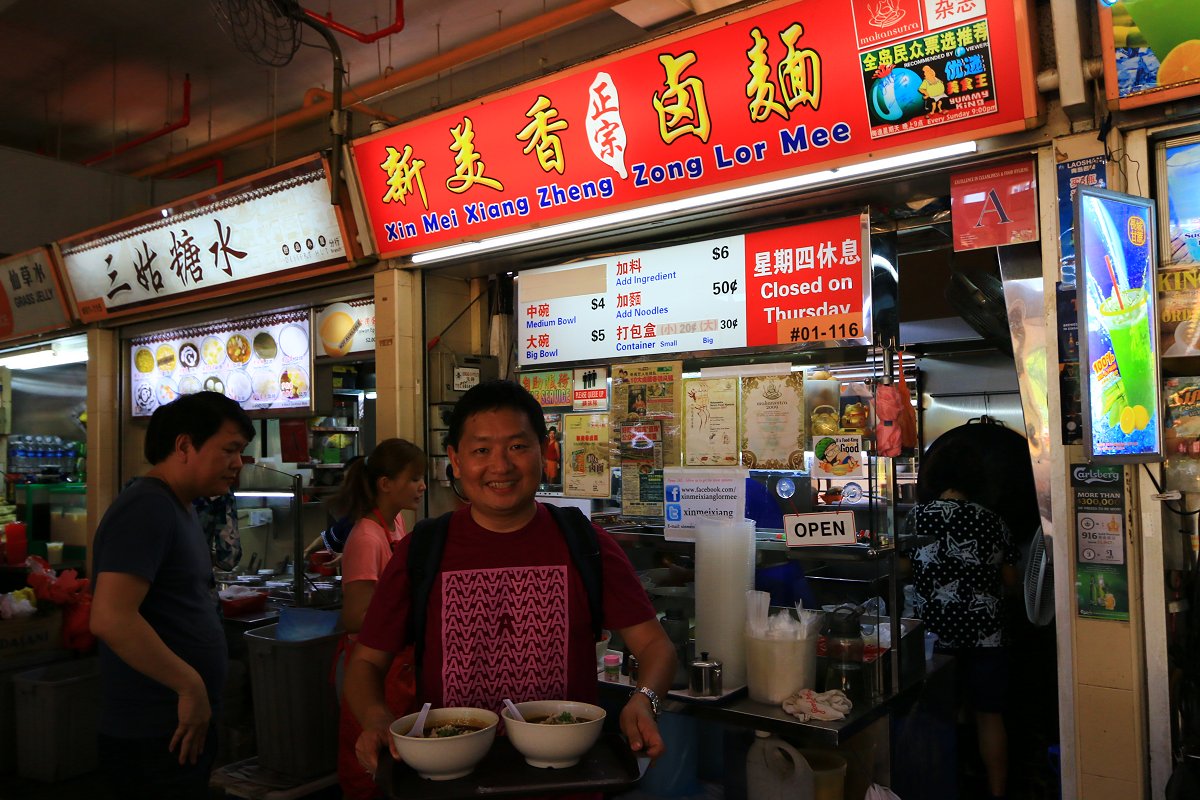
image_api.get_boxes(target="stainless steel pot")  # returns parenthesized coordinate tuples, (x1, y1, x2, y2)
(689, 651, 723, 697)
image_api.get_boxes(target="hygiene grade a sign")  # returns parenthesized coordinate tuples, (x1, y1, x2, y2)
(515, 215, 870, 365)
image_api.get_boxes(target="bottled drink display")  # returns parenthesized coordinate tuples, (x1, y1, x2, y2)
(6, 434, 82, 481)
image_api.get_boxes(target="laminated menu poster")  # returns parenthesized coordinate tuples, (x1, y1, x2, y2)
(620, 422, 664, 517)
(612, 361, 681, 466)
(130, 310, 312, 417)
(682, 378, 739, 466)
(739, 373, 805, 470)
(563, 413, 611, 498)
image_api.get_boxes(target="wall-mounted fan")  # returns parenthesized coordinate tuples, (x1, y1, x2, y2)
(209, 0, 345, 202)
(1024, 526, 1054, 626)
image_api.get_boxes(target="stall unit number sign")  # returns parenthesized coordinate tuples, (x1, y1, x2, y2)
(516, 215, 870, 366)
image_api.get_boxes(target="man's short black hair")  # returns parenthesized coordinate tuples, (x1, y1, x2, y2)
(446, 379, 546, 449)
(144, 391, 255, 465)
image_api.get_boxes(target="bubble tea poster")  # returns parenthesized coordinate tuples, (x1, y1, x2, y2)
(1074, 186, 1163, 462)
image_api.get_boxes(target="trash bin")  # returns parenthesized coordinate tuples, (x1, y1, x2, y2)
(0, 649, 73, 774)
(13, 657, 99, 782)
(244, 622, 341, 781)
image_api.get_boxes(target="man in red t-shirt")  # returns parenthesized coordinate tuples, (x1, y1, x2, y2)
(345, 380, 675, 778)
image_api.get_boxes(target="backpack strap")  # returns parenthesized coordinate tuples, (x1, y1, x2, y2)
(406, 511, 453, 674)
(545, 503, 605, 643)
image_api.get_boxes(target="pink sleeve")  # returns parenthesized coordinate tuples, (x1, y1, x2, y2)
(341, 518, 391, 583)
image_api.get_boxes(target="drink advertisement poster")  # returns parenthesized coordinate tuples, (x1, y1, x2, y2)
(1100, 0, 1200, 109)
(620, 422, 664, 517)
(563, 413, 611, 498)
(739, 373, 806, 470)
(682, 378, 739, 467)
(612, 361, 681, 466)
(1162, 138, 1200, 268)
(1074, 186, 1162, 462)
(1071, 463, 1129, 621)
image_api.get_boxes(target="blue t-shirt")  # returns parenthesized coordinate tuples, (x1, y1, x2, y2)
(93, 477, 228, 737)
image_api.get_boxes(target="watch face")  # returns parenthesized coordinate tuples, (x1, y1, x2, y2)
(775, 477, 796, 499)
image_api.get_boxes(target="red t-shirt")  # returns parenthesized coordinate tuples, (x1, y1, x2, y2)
(357, 503, 655, 714)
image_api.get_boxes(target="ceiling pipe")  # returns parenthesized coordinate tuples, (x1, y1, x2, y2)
(134, 0, 629, 178)
(303, 0, 405, 43)
(166, 158, 226, 185)
(83, 75, 191, 167)
(304, 87, 399, 123)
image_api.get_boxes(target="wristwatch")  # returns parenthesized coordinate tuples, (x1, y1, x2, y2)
(634, 686, 660, 718)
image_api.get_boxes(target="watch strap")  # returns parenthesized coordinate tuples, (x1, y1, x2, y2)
(635, 685, 660, 717)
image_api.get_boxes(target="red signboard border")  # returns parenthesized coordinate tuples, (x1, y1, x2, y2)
(349, 0, 1043, 262)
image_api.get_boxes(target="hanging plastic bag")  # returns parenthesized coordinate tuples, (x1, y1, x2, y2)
(865, 784, 903, 799)
(896, 351, 918, 450)
(876, 351, 917, 457)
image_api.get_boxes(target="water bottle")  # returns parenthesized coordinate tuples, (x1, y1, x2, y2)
(745, 731, 814, 799)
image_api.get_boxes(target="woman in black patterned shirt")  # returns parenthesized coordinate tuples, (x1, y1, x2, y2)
(902, 442, 1019, 800)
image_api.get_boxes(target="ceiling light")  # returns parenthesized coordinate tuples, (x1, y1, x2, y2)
(410, 141, 978, 265)
(0, 335, 89, 371)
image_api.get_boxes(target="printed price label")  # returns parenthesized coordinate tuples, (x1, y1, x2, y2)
(775, 313, 862, 345)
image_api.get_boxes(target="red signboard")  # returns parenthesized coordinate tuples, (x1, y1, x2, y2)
(350, 0, 1038, 259)
(743, 215, 869, 347)
(950, 158, 1039, 250)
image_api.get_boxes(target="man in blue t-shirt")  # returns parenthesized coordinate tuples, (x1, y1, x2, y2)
(90, 391, 254, 800)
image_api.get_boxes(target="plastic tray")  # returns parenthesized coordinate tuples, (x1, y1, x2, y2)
(375, 732, 641, 799)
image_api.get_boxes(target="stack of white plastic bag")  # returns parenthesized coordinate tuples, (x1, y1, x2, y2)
(745, 591, 823, 705)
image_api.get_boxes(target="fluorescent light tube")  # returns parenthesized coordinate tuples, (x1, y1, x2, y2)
(410, 141, 977, 264)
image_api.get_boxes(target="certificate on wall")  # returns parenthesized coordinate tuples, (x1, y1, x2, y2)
(620, 422, 664, 517)
(612, 360, 681, 466)
(739, 373, 806, 470)
(683, 378, 739, 466)
(564, 413, 611, 498)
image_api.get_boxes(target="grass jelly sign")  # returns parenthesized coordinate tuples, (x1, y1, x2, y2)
(1074, 186, 1162, 462)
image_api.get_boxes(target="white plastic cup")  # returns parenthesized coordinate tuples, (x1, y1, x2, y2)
(924, 630, 938, 660)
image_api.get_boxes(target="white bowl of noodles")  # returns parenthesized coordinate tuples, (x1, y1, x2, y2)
(502, 700, 605, 768)
(389, 706, 498, 780)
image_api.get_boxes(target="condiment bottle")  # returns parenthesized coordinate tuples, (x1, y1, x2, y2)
(603, 653, 622, 681)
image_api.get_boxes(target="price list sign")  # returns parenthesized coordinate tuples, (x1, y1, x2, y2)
(516, 215, 870, 366)
(1071, 463, 1129, 621)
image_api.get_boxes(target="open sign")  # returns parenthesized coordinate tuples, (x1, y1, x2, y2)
(783, 511, 858, 548)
